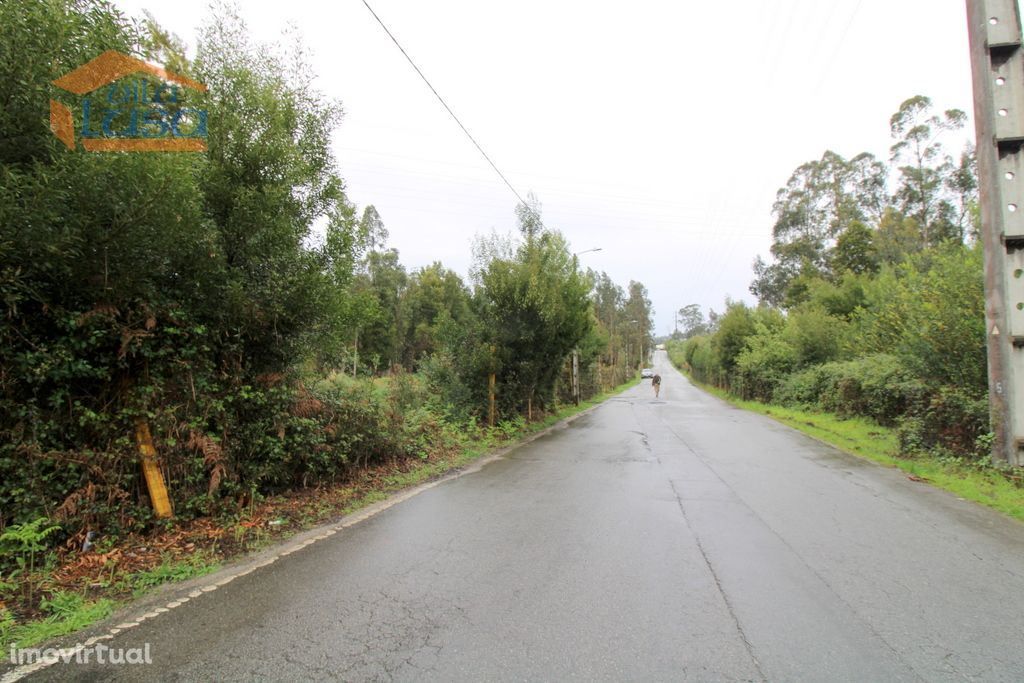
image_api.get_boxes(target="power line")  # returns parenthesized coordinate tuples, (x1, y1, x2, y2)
(812, 0, 865, 93)
(360, 0, 535, 217)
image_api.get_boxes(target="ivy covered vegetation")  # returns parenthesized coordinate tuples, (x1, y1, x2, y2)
(669, 96, 990, 462)
(0, 0, 654, 558)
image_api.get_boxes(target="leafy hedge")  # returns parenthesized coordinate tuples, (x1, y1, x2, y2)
(0, 1, 456, 538)
(670, 244, 991, 461)
(1, 365, 463, 534)
(775, 354, 927, 425)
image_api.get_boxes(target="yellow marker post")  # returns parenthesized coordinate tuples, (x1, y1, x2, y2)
(134, 418, 173, 519)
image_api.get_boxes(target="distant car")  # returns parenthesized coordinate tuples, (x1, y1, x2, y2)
(641, 368, 654, 378)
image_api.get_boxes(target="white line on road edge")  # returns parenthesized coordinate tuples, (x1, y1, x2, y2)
(0, 481, 446, 683)
(0, 393, 621, 683)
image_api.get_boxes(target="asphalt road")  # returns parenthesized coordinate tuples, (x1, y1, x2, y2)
(14, 351, 1024, 681)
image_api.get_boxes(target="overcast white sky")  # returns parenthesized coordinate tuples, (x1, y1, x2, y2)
(114, 0, 980, 335)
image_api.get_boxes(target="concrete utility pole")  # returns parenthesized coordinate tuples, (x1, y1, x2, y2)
(571, 349, 580, 406)
(967, 0, 1024, 465)
(571, 247, 600, 402)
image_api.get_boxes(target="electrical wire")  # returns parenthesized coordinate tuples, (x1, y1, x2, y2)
(812, 0, 865, 93)
(360, 0, 537, 219)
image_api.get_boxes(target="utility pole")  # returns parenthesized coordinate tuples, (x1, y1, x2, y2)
(571, 247, 600, 402)
(352, 328, 359, 378)
(488, 372, 496, 427)
(967, 0, 1024, 465)
(571, 349, 580, 405)
(488, 344, 497, 427)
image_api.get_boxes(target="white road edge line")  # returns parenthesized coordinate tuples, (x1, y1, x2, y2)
(0, 391, 621, 683)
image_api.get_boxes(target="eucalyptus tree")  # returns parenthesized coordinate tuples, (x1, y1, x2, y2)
(472, 199, 592, 416)
(677, 304, 707, 339)
(751, 150, 887, 307)
(623, 281, 653, 368)
(888, 95, 968, 246)
(401, 263, 471, 368)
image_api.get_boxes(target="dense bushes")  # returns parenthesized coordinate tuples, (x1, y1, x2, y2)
(685, 95, 992, 461)
(734, 328, 797, 401)
(0, 1, 360, 534)
(673, 243, 990, 461)
(1, 365, 467, 537)
(1, 1, 648, 545)
(774, 355, 927, 424)
(898, 387, 989, 458)
(852, 247, 986, 390)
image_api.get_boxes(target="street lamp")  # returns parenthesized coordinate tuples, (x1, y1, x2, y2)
(573, 247, 603, 257)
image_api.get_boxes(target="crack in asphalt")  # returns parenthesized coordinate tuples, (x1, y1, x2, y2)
(641, 374, 931, 683)
(666, 475, 767, 682)
(323, 585, 468, 682)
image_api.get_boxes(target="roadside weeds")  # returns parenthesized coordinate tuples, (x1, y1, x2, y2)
(0, 378, 638, 662)
(682, 374, 1024, 522)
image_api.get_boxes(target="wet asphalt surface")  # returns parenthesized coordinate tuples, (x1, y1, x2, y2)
(16, 351, 1024, 682)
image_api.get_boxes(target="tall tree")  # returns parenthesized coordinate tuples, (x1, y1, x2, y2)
(889, 95, 967, 246)
(947, 145, 979, 242)
(623, 281, 653, 368)
(0, 0, 364, 523)
(677, 304, 707, 339)
(831, 221, 878, 275)
(473, 201, 592, 415)
(358, 205, 388, 251)
(591, 271, 625, 364)
(196, 4, 356, 374)
(751, 150, 887, 307)
(401, 262, 470, 368)
(353, 248, 407, 372)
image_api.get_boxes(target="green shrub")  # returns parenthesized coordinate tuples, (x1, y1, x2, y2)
(495, 416, 526, 440)
(0, 518, 60, 576)
(776, 354, 926, 425)
(775, 365, 829, 407)
(40, 591, 86, 619)
(713, 302, 759, 372)
(853, 246, 985, 391)
(735, 332, 798, 401)
(898, 386, 989, 459)
(782, 306, 844, 366)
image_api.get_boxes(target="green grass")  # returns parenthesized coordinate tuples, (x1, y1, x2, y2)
(126, 553, 220, 598)
(0, 552, 220, 664)
(687, 375, 1024, 522)
(1, 595, 114, 661)
(373, 375, 641, 497)
(0, 378, 640, 663)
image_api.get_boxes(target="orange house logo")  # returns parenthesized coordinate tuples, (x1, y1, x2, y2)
(50, 51, 208, 152)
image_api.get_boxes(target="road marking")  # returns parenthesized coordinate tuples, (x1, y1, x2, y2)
(0, 397, 614, 683)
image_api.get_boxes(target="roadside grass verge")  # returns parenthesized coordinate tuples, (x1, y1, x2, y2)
(125, 553, 221, 599)
(684, 374, 1024, 522)
(0, 377, 638, 662)
(374, 375, 640, 497)
(0, 553, 222, 662)
(1, 594, 114, 655)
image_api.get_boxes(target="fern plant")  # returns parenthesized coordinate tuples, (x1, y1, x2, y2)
(0, 519, 60, 604)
